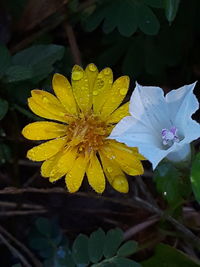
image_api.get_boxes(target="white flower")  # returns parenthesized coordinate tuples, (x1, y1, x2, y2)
(109, 82, 200, 169)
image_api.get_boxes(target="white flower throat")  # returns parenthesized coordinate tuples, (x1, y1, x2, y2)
(162, 126, 180, 147)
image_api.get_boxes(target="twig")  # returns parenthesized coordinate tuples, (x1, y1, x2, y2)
(64, 22, 82, 65)
(0, 224, 42, 267)
(0, 233, 31, 267)
(123, 215, 159, 240)
(0, 201, 44, 210)
(0, 210, 47, 217)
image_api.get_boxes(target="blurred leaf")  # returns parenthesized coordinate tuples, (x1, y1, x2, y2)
(190, 152, 200, 203)
(154, 162, 182, 205)
(0, 143, 11, 165)
(5, 65, 33, 82)
(35, 217, 52, 237)
(29, 237, 52, 250)
(117, 241, 138, 257)
(142, 0, 164, 8)
(142, 243, 200, 266)
(165, 0, 180, 23)
(72, 234, 90, 265)
(113, 257, 141, 267)
(0, 98, 8, 120)
(11, 264, 22, 267)
(0, 45, 11, 77)
(103, 228, 123, 258)
(10, 44, 65, 82)
(89, 228, 106, 263)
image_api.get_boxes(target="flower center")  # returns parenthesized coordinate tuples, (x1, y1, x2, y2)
(67, 115, 108, 153)
(161, 126, 180, 147)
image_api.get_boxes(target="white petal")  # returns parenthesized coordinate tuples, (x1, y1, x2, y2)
(109, 116, 167, 169)
(181, 119, 200, 145)
(167, 143, 191, 162)
(129, 83, 170, 135)
(165, 82, 198, 134)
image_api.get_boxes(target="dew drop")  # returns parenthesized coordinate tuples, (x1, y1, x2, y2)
(42, 96, 49, 103)
(103, 68, 110, 75)
(119, 88, 127, 95)
(72, 70, 84, 81)
(88, 63, 97, 72)
(93, 90, 98, 96)
(107, 167, 113, 173)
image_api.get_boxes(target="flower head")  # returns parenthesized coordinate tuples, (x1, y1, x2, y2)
(22, 64, 144, 193)
(109, 82, 200, 169)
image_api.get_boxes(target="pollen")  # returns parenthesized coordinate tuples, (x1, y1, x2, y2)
(67, 114, 108, 153)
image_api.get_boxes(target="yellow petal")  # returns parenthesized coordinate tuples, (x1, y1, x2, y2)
(28, 91, 72, 123)
(106, 102, 130, 124)
(41, 152, 62, 177)
(99, 150, 129, 193)
(52, 73, 78, 115)
(100, 76, 130, 118)
(49, 147, 78, 182)
(27, 137, 67, 161)
(92, 67, 113, 114)
(22, 121, 67, 140)
(65, 154, 88, 193)
(85, 63, 99, 109)
(107, 141, 144, 176)
(86, 154, 105, 193)
(71, 65, 91, 113)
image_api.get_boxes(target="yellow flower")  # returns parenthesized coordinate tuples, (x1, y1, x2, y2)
(22, 64, 144, 193)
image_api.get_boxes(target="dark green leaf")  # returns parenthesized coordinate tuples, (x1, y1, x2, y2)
(165, 0, 180, 23)
(72, 234, 89, 265)
(142, 0, 164, 8)
(0, 143, 11, 165)
(0, 45, 11, 77)
(114, 257, 141, 267)
(103, 228, 123, 258)
(142, 243, 200, 267)
(89, 228, 106, 263)
(5, 65, 33, 82)
(190, 152, 200, 203)
(117, 240, 138, 257)
(29, 237, 52, 250)
(154, 162, 182, 204)
(35, 217, 52, 237)
(0, 98, 8, 120)
(136, 4, 160, 35)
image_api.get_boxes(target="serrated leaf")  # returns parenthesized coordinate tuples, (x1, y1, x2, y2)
(72, 234, 89, 265)
(165, 0, 180, 23)
(0, 98, 8, 120)
(35, 217, 52, 237)
(136, 4, 160, 35)
(113, 257, 141, 267)
(190, 152, 200, 203)
(0, 45, 11, 77)
(142, 243, 200, 266)
(103, 228, 123, 258)
(117, 240, 138, 257)
(154, 162, 182, 204)
(89, 228, 106, 263)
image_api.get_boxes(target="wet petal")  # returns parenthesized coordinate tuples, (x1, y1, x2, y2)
(101, 76, 130, 118)
(41, 152, 62, 177)
(86, 154, 105, 193)
(71, 65, 91, 113)
(106, 102, 130, 124)
(27, 137, 67, 161)
(65, 154, 88, 193)
(52, 73, 78, 115)
(99, 150, 129, 193)
(22, 121, 67, 140)
(92, 67, 113, 114)
(85, 63, 99, 109)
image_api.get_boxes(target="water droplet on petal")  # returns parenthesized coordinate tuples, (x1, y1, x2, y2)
(107, 167, 113, 173)
(88, 63, 97, 72)
(103, 68, 110, 75)
(112, 175, 128, 193)
(93, 90, 98, 96)
(119, 88, 127, 95)
(42, 96, 49, 103)
(72, 70, 84, 81)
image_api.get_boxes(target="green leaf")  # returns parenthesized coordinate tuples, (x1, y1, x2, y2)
(72, 234, 89, 265)
(0, 45, 11, 77)
(5, 65, 33, 82)
(190, 152, 200, 203)
(89, 228, 106, 263)
(142, 0, 164, 8)
(29, 237, 52, 250)
(0, 98, 8, 120)
(35, 217, 52, 237)
(103, 228, 123, 258)
(136, 4, 160, 35)
(117, 241, 138, 257)
(164, 0, 180, 23)
(113, 257, 141, 267)
(154, 162, 182, 204)
(0, 143, 11, 165)
(142, 243, 200, 267)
